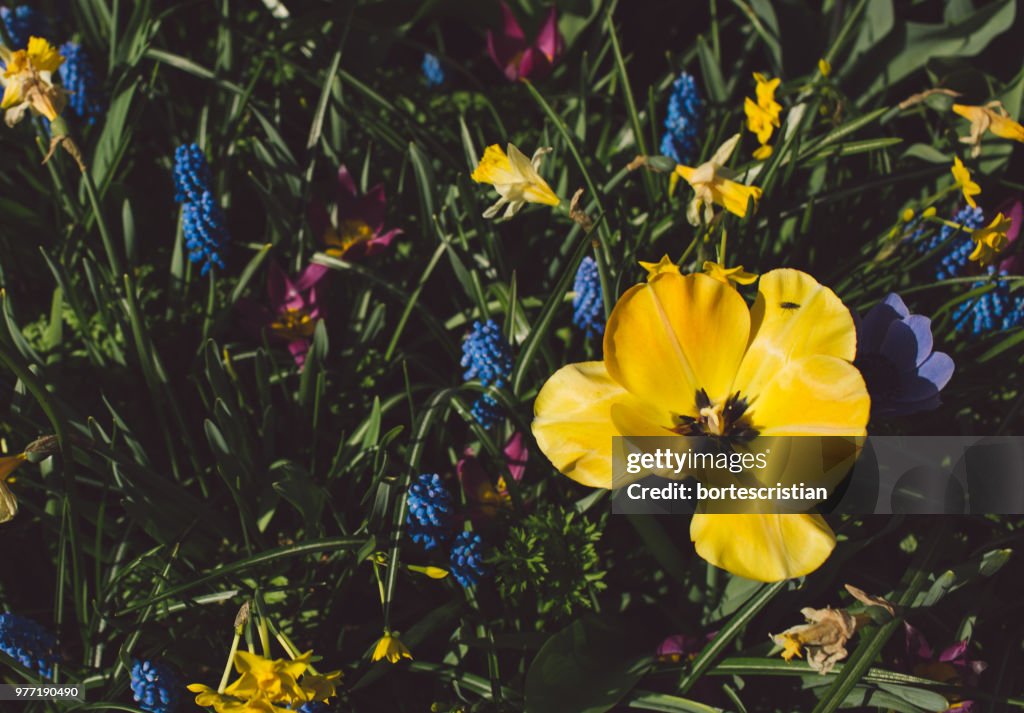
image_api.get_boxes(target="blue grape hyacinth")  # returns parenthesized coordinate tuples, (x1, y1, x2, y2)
(422, 52, 445, 87)
(449, 531, 489, 588)
(182, 192, 228, 276)
(58, 42, 103, 123)
(660, 72, 704, 164)
(572, 256, 603, 339)
(470, 393, 503, 430)
(461, 320, 513, 388)
(952, 270, 1024, 335)
(918, 205, 985, 280)
(130, 660, 181, 713)
(0, 5, 49, 48)
(0, 613, 59, 679)
(172, 143, 214, 205)
(173, 144, 229, 275)
(406, 473, 455, 550)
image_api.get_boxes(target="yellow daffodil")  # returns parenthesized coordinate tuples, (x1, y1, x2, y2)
(744, 73, 782, 159)
(470, 143, 560, 219)
(223, 650, 310, 704)
(674, 134, 763, 225)
(950, 157, 980, 208)
(298, 669, 343, 703)
(968, 212, 1012, 267)
(532, 268, 869, 581)
(0, 452, 28, 523)
(0, 37, 68, 127)
(638, 255, 681, 279)
(703, 261, 757, 286)
(952, 103, 1024, 158)
(186, 685, 292, 713)
(371, 630, 412, 663)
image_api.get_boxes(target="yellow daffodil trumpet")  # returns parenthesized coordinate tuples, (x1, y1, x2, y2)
(532, 268, 869, 581)
(471, 143, 560, 219)
(0, 37, 68, 127)
(674, 134, 763, 225)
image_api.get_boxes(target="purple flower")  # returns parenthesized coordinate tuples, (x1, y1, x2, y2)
(656, 633, 703, 663)
(309, 165, 401, 262)
(854, 293, 954, 417)
(486, 2, 563, 82)
(457, 431, 529, 522)
(905, 623, 986, 712)
(239, 262, 328, 368)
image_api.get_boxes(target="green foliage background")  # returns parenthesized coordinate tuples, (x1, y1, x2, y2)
(0, 0, 1022, 711)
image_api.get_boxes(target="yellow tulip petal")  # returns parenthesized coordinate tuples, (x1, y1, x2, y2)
(752, 355, 869, 436)
(605, 273, 751, 412)
(532, 361, 664, 488)
(690, 513, 836, 582)
(733, 269, 857, 398)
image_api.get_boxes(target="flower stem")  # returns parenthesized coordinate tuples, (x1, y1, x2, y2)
(217, 631, 241, 693)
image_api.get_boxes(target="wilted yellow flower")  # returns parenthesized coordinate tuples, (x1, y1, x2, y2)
(371, 630, 412, 664)
(0, 452, 28, 523)
(818, 58, 832, 77)
(674, 134, 763, 225)
(968, 212, 1012, 267)
(950, 157, 980, 209)
(471, 143, 560, 219)
(703, 261, 757, 287)
(772, 606, 857, 674)
(952, 103, 1024, 158)
(638, 255, 681, 280)
(0, 37, 68, 127)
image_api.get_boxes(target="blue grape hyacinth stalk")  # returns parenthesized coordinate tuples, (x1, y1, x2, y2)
(460, 320, 514, 429)
(449, 531, 489, 588)
(172, 144, 229, 275)
(572, 256, 603, 340)
(406, 473, 456, 550)
(130, 659, 182, 713)
(660, 72, 704, 164)
(0, 613, 59, 679)
(58, 42, 103, 123)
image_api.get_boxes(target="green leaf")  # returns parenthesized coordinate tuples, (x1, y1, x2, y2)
(271, 461, 327, 533)
(858, 0, 1015, 100)
(697, 35, 726, 103)
(525, 615, 651, 713)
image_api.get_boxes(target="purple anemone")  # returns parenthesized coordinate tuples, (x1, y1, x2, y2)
(309, 165, 401, 262)
(486, 2, 563, 82)
(905, 623, 986, 712)
(854, 293, 954, 417)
